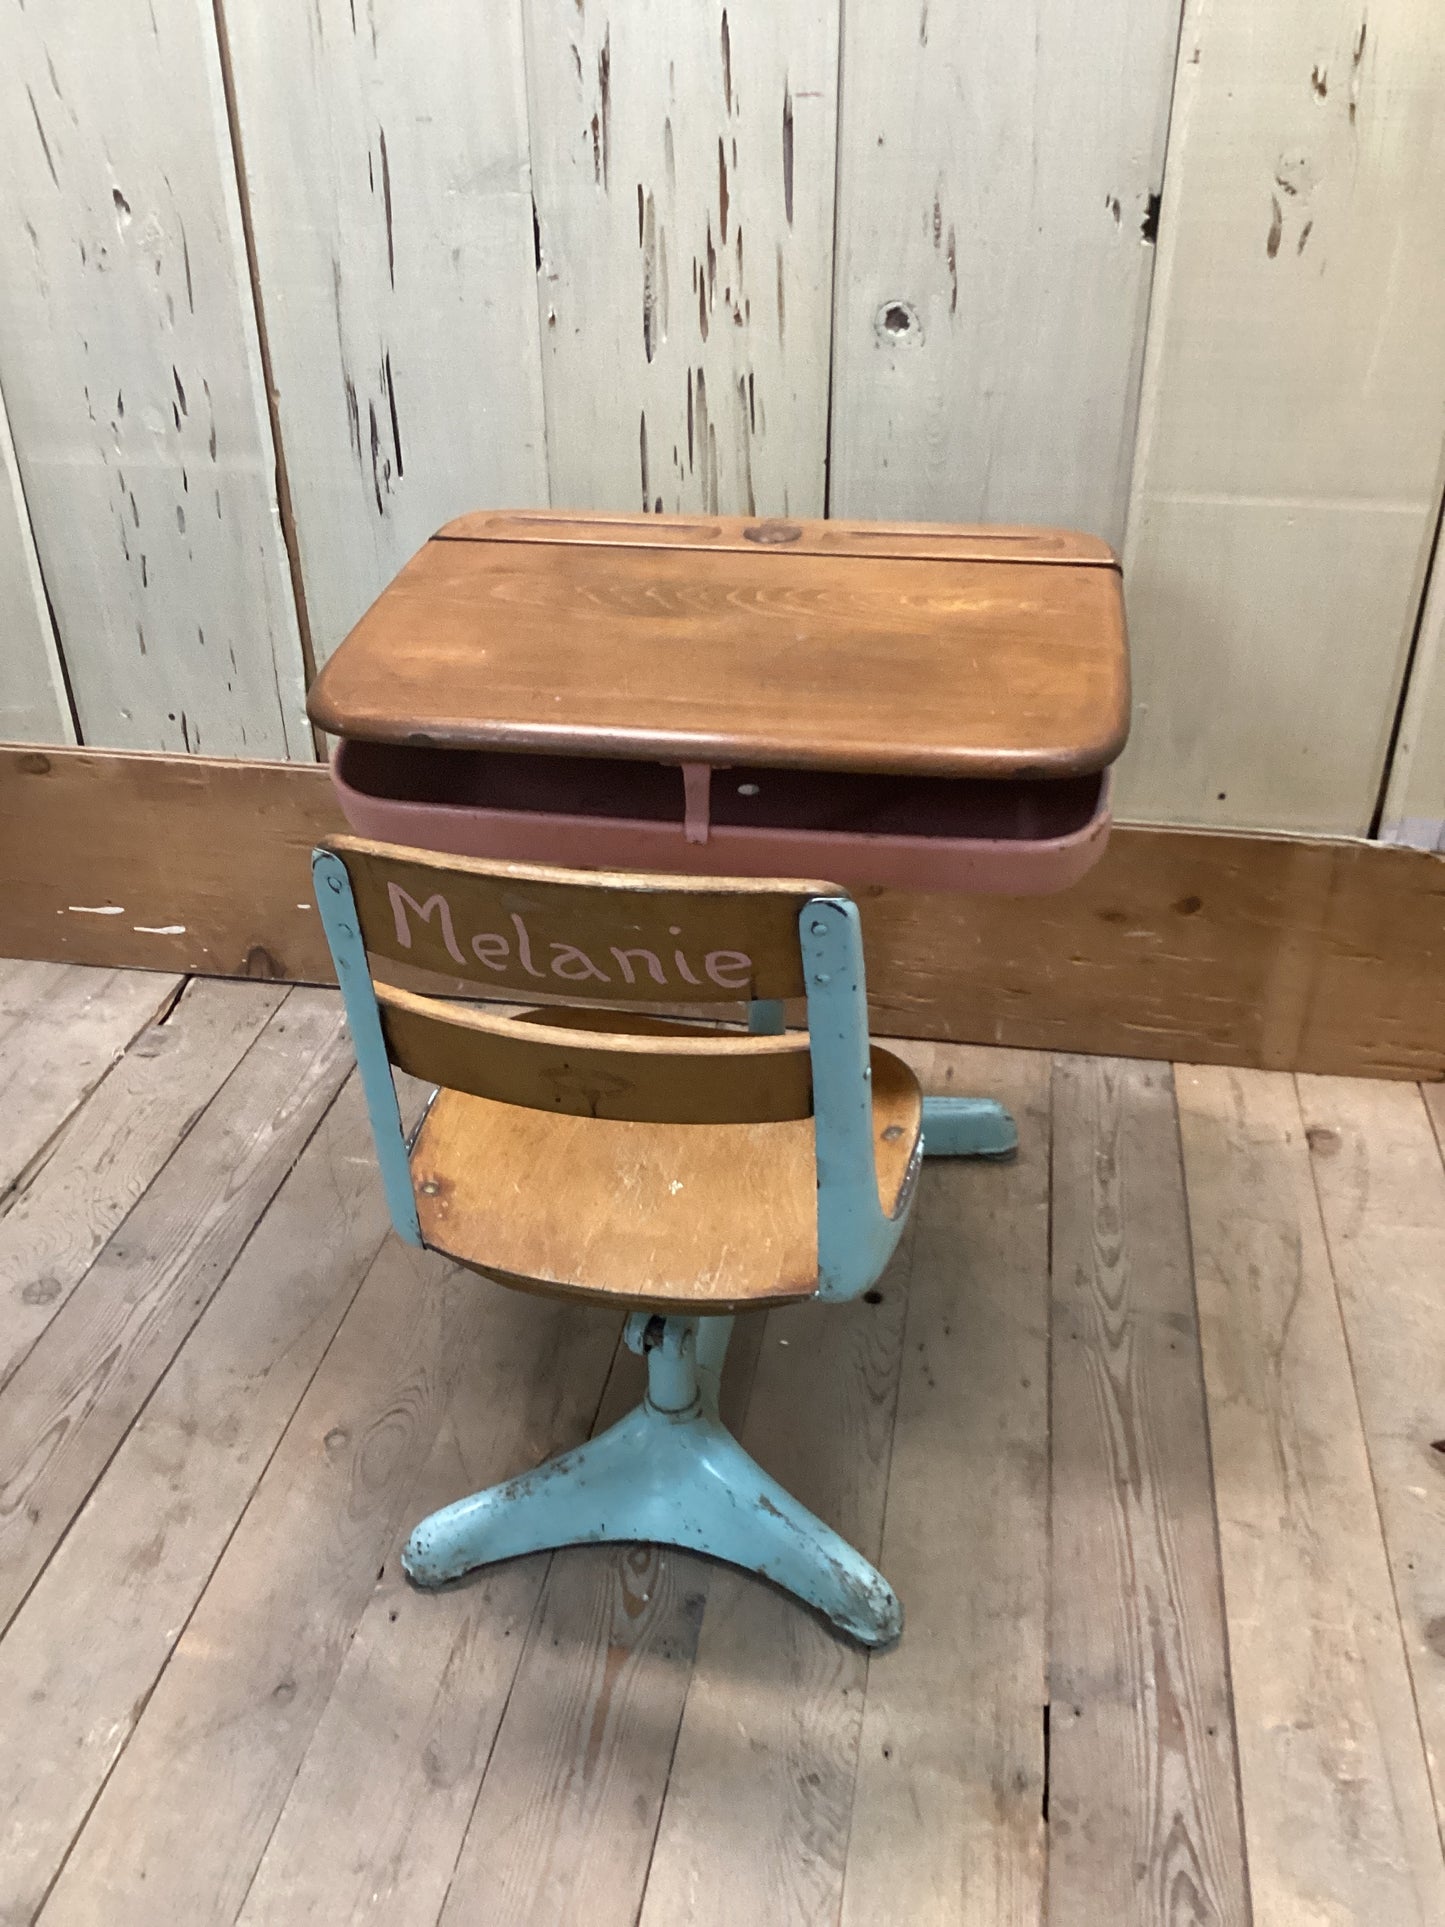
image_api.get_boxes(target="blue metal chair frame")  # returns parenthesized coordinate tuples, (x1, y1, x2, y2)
(314, 849, 1014, 1646)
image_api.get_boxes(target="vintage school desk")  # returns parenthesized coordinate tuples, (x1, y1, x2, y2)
(307, 509, 1128, 1645)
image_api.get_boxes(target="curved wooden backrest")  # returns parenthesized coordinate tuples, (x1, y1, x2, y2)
(320, 835, 843, 1127)
(376, 985, 814, 1124)
(322, 834, 836, 1004)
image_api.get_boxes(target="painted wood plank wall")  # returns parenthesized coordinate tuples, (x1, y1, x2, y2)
(1117, 0, 1445, 834)
(1382, 519, 1445, 851)
(1, 0, 1445, 851)
(828, 0, 1183, 551)
(0, 0, 310, 760)
(219, 0, 549, 671)
(524, 0, 839, 518)
(0, 381, 72, 745)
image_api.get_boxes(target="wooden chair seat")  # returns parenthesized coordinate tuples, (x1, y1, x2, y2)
(410, 1045, 923, 1312)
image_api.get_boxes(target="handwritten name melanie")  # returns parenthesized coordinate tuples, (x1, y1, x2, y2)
(389, 884, 755, 992)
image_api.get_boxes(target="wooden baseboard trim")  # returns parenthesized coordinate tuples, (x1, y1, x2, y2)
(2, 745, 1441, 1080)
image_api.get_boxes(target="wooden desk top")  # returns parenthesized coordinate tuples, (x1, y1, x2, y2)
(308, 511, 1129, 780)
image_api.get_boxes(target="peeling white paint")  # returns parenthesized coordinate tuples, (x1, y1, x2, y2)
(133, 923, 187, 935)
(68, 904, 125, 915)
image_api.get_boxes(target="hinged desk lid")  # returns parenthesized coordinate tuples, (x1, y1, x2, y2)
(307, 511, 1129, 780)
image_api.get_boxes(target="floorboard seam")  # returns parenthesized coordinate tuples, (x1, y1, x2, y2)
(434, 1328, 630, 1926)
(27, 1094, 378, 1923)
(1296, 1070, 1445, 1860)
(0, 1048, 341, 1647)
(1169, 1063, 1257, 1926)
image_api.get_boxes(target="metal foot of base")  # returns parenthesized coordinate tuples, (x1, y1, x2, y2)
(402, 1396, 901, 1647)
(921, 1094, 1017, 1159)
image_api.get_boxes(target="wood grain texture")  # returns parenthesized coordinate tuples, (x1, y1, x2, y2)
(524, 0, 837, 517)
(380, 984, 816, 1123)
(1297, 1073, 1445, 1836)
(219, 0, 548, 668)
(1048, 1056, 1248, 1927)
(637, 1238, 915, 1924)
(232, 1303, 624, 1927)
(411, 1046, 920, 1310)
(0, 963, 180, 1195)
(1119, 0, 1445, 833)
(1382, 534, 1445, 852)
(0, 976, 285, 1390)
(439, 508, 1117, 564)
(41, 1243, 615, 1927)
(840, 1044, 1050, 1927)
(35, 1237, 452, 1926)
(1176, 1064, 1445, 1923)
(829, 0, 1180, 548)
(0, 0, 310, 756)
(0, 1071, 416, 1924)
(7, 749, 1445, 1081)
(306, 519, 1129, 777)
(0, 990, 349, 1634)
(436, 1318, 766, 1927)
(0, 379, 71, 744)
(334, 830, 820, 1002)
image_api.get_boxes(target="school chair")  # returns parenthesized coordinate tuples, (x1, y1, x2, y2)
(313, 834, 1015, 1646)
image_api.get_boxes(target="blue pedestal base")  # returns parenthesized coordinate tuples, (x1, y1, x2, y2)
(920, 1094, 1017, 1158)
(402, 1313, 901, 1647)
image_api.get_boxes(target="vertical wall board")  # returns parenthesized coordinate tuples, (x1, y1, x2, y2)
(1381, 520, 1445, 850)
(0, 1, 309, 759)
(828, 0, 1181, 547)
(525, 0, 838, 517)
(1118, 1, 1445, 834)
(221, 2, 549, 671)
(0, 381, 73, 745)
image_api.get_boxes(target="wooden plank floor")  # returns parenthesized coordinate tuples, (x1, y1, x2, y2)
(1, 967, 1442, 1926)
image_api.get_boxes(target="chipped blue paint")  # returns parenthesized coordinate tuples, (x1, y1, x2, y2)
(403, 1309, 902, 1647)
(312, 848, 422, 1246)
(318, 851, 1016, 1646)
(800, 897, 914, 1303)
(921, 1094, 1017, 1157)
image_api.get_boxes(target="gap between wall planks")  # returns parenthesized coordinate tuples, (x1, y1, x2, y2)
(217, 0, 549, 672)
(1383, 515, 1445, 851)
(2, 744, 1443, 1082)
(0, 1, 311, 760)
(0, 381, 72, 745)
(1118, 0, 1445, 836)
(828, 0, 1180, 549)
(1176, 1065, 1445, 1923)
(524, 0, 838, 520)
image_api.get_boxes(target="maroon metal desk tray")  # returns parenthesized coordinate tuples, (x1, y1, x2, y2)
(330, 741, 1112, 896)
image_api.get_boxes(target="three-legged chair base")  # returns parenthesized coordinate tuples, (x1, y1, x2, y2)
(403, 1095, 1014, 1646)
(403, 1313, 902, 1647)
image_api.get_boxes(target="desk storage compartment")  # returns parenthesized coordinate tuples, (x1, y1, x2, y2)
(332, 740, 1111, 895)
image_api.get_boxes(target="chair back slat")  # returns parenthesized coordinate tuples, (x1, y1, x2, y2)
(377, 985, 814, 1124)
(328, 835, 830, 1003)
